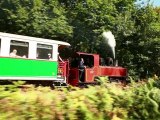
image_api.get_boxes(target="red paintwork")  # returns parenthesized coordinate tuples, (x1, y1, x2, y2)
(63, 52, 127, 86)
(68, 68, 79, 86)
(85, 67, 99, 82)
(58, 60, 69, 82)
(84, 66, 127, 83)
(99, 66, 127, 77)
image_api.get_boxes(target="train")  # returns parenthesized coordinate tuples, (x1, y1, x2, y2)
(0, 32, 127, 86)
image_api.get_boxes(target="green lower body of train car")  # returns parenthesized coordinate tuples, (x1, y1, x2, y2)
(0, 57, 59, 81)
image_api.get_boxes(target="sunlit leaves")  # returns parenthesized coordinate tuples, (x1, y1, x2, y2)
(0, 0, 73, 40)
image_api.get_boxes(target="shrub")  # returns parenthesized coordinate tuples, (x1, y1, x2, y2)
(0, 78, 160, 119)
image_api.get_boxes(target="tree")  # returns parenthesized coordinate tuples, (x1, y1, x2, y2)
(129, 5, 160, 77)
(0, 0, 73, 40)
(59, 0, 136, 54)
(0, 0, 159, 77)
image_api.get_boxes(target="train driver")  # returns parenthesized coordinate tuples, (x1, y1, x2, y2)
(79, 58, 86, 82)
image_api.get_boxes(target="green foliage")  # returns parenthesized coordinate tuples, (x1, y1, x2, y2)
(0, 0, 73, 40)
(0, 0, 159, 77)
(0, 78, 160, 119)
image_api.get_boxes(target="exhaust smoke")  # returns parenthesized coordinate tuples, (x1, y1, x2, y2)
(102, 31, 116, 59)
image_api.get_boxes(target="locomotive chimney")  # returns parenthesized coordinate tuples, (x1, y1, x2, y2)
(115, 60, 118, 66)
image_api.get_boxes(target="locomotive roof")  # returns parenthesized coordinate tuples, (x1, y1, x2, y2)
(0, 32, 70, 46)
(76, 52, 99, 56)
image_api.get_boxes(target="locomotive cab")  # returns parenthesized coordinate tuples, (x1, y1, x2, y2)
(68, 52, 128, 86)
(68, 52, 100, 86)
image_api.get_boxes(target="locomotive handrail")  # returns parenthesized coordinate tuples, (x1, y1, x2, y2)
(58, 60, 70, 80)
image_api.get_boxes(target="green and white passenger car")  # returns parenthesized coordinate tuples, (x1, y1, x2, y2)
(0, 32, 70, 83)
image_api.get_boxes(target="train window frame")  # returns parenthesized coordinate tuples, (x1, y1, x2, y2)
(79, 55, 94, 68)
(0, 39, 1, 55)
(10, 40, 29, 58)
(36, 43, 53, 60)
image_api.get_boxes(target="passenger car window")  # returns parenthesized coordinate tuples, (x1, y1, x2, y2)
(10, 40, 29, 58)
(37, 43, 53, 60)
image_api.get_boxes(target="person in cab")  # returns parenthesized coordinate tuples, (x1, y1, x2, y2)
(79, 58, 86, 82)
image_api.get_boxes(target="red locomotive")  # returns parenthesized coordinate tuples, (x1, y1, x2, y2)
(58, 52, 127, 86)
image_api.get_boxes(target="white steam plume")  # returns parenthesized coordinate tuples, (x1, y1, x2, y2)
(102, 31, 116, 59)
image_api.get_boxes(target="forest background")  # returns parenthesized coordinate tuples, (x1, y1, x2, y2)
(0, 0, 159, 78)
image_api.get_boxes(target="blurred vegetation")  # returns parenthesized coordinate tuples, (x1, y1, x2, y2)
(0, 0, 159, 119)
(0, 0, 159, 77)
(0, 76, 160, 120)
